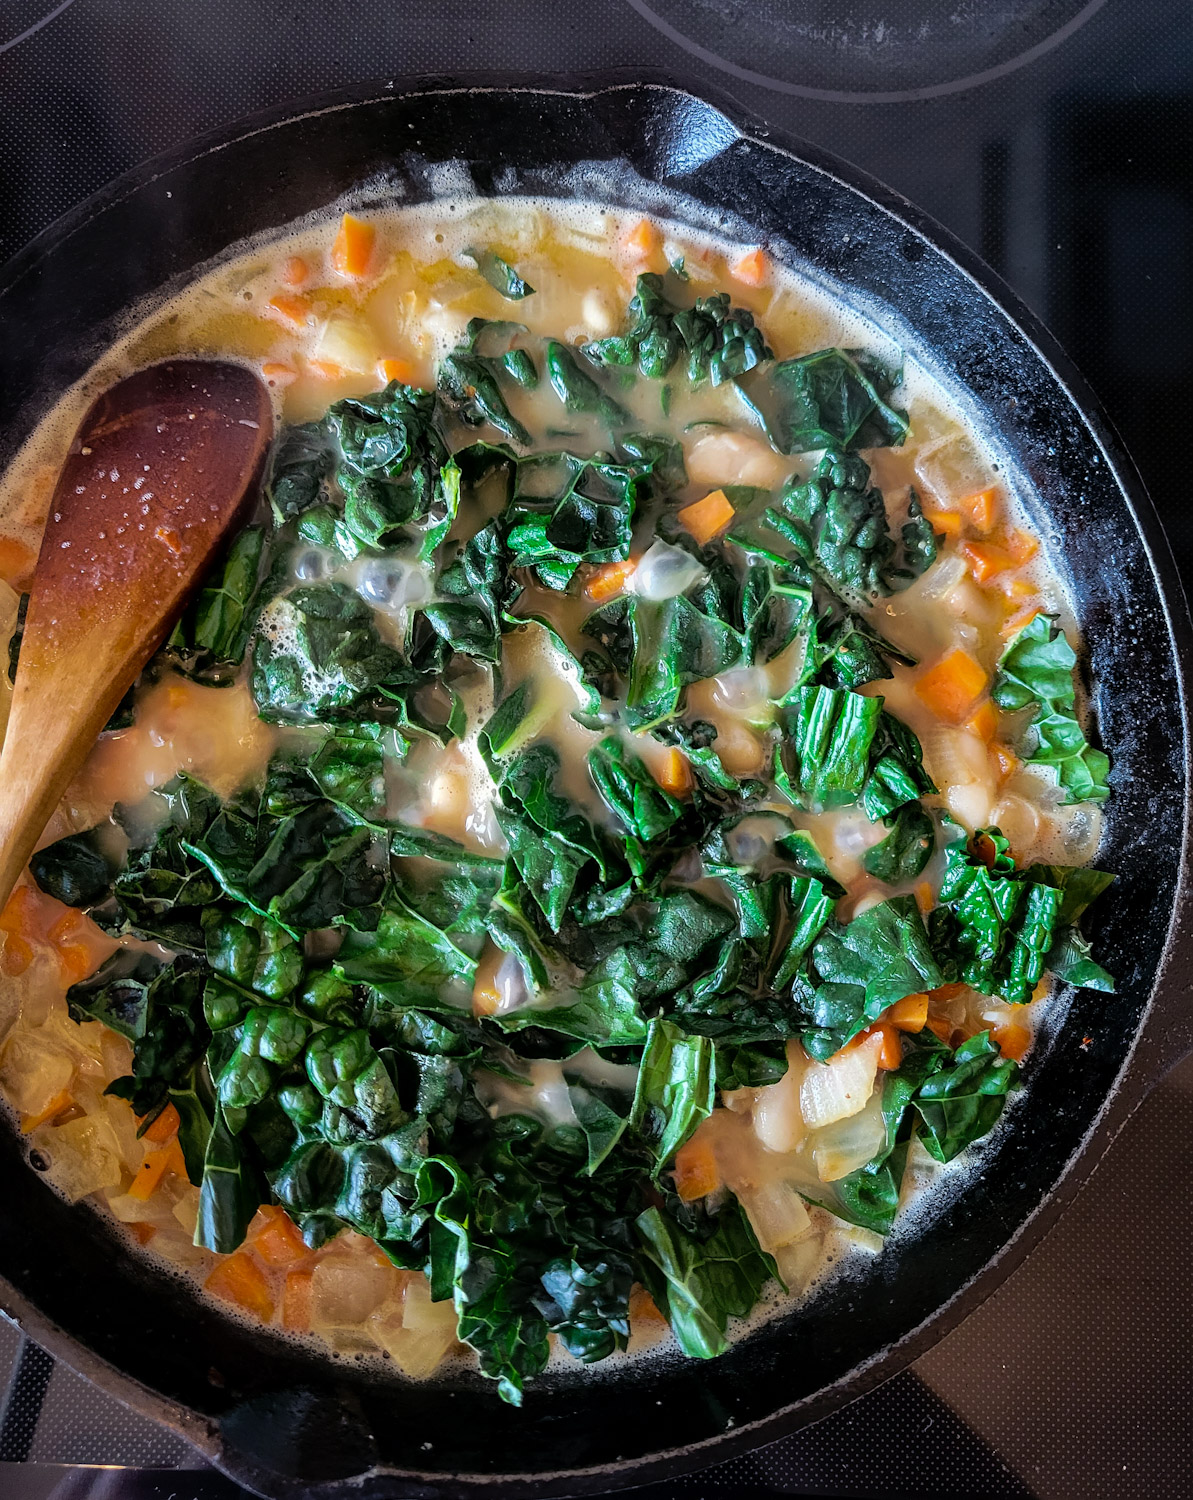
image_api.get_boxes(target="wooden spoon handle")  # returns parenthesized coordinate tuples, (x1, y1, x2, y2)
(0, 360, 273, 910)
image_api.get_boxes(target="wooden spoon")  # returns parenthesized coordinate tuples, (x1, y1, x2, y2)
(0, 359, 273, 910)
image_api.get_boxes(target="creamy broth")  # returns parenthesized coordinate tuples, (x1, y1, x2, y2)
(0, 201, 1112, 1397)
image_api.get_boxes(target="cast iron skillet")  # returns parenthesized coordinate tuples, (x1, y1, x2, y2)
(0, 78, 1191, 1500)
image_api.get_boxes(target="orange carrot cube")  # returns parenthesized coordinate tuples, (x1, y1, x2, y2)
(252, 1206, 313, 1270)
(623, 218, 662, 259)
(20, 1088, 74, 1134)
(965, 699, 999, 744)
(206, 1253, 275, 1324)
(330, 213, 375, 278)
(143, 1103, 181, 1145)
(960, 540, 1015, 583)
(282, 1268, 313, 1331)
(657, 747, 694, 797)
(377, 357, 417, 386)
(732, 247, 769, 286)
(914, 648, 988, 723)
(921, 507, 962, 540)
(673, 1133, 720, 1202)
(585, 558, 636, 602)
(888, 993, 929, 1033)
(991, 742, 1019, 785)
(127, 1146, 176, 1202)
(958, 485, 1001, 533)
(991, 1020, 1031, 1063)
(266, 293, 311, 330)
(678, 489, 735, 545)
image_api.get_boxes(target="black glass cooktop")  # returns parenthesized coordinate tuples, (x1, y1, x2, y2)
(1, 3, 1191, 1497)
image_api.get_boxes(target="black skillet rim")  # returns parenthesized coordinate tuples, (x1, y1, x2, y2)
(0, 74, 1190, 1498)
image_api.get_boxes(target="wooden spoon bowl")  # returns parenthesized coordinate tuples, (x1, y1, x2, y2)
(0, 359, 273, 908)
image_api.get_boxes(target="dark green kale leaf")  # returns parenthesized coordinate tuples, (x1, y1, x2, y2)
(250, 583, 415, 723)
(587, 736, 685, 845)
(992, 613, 1110, 804)
(739, 347, 909, 454)
(803, 895, 944, 1059)
(544, 341, 630, 428)
(463, 247, 535, 300)
(583, 272, 772, 385)
(862, 710, 936, 820)
(929, 829, 1063, 1006)
(863, 801, 935, 884)
(636, 1198, 775, 1359)
(266, 422, 335, 522)
(767, 449, 934, 603)
(439, 349, 531, 445)
(504, 453, 639, 590)
(30, 827, 118, 908)
(164, 526, 266, 683)
(582, 591, 743, 732)
(913, 1030, 1018, 1163)
(630, 1018, 716, 1174)
(776, 684, 883, 811)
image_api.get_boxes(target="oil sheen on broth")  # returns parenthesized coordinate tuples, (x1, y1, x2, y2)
(0, 199, 1108, 1387)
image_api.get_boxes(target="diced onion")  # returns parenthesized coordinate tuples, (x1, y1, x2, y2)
(313, 316, 380, 376)
(738, 1179, 811, 1251)
(30, 1116, 122, 1202)
(0, 1032, 74, 1116)
(632, 539, 707, 601)
(751, 1045, 807, 1154)
(368, 1273, 458, 1378)
(811, 1085, 887, 1182)
(799, 1033, 882, 1130)
(772, 1233, 823, 1294)
(311, 1253, 397, 1331)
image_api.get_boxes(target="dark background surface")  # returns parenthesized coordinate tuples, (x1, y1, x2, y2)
(1, 2, 1191, 1497)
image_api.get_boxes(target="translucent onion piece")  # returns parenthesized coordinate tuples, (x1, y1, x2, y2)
(772, 1234, 823, 1294)
(811, 1085, 887, 1182)
(313, 315, 380, 375)
(368, 1274, 459, 1378)
(30, 1115, 122, 1202)
(739, 1179, 812, 1251)
(632, 539, 707, 601)
(751, 1044, 807, 1154)
(0, 1032, 74, 1116)
(311, 1253, 398, 1332)
(800, 1032, 882, 1130)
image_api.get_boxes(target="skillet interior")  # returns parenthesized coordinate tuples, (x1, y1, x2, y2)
(0, 80, 1187, 1498)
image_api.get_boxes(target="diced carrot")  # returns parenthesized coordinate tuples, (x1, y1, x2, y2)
(0, 535, 36, 590)
(657, 747, 693, 798)
(999, 604, 1041, 641)
(126, 1222, 157, 1246)
(377, 357, 417, 386)
(143, 1102, 180, 1144)
(991, 742, 1019, 785)
(921, 507, 962, 540)
(914, 882, 934, 915)
(925, 1015, 953, 1043)
(206, 1252, 275, 1324)
(850, 1020, 902, 1070)
(330, 213, 375, 278)
(927, 982, 967, 1004)
(0, 934, 32, 977)
(306, 358, 348, 381)
(678, 488, 735, 545)
(629, 1285, 667, 1325)
(56, 943, 94, 985)
(995, 576, 1038, 605)
(281, 255, 308, 287)
(991, 1020, 1031, 1063)
(888, 993, 929, 1033)
(623, 218, 662, 259)
(261, 361, 297, 387)
(965, 698, 999, 744)
(914, 648, 988, 724)
(1002, 527, 1039, 565)
(958, 485, 1001, 534)
(127, 1146, 176, 1202)
(251, 1205, 313, 1270)
(1032, 977, 1050, 1002)
(471, 940, 502, 1017)
(732, 247, 768, 286)
(585, 558, 636, 602)
(960, 540, 1015, 583)
(282, 1268, 313, 1331)
(673, 1132, 720, 1202)
(266, 292, 311, 330)
(20, 1089, 74, 1134)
